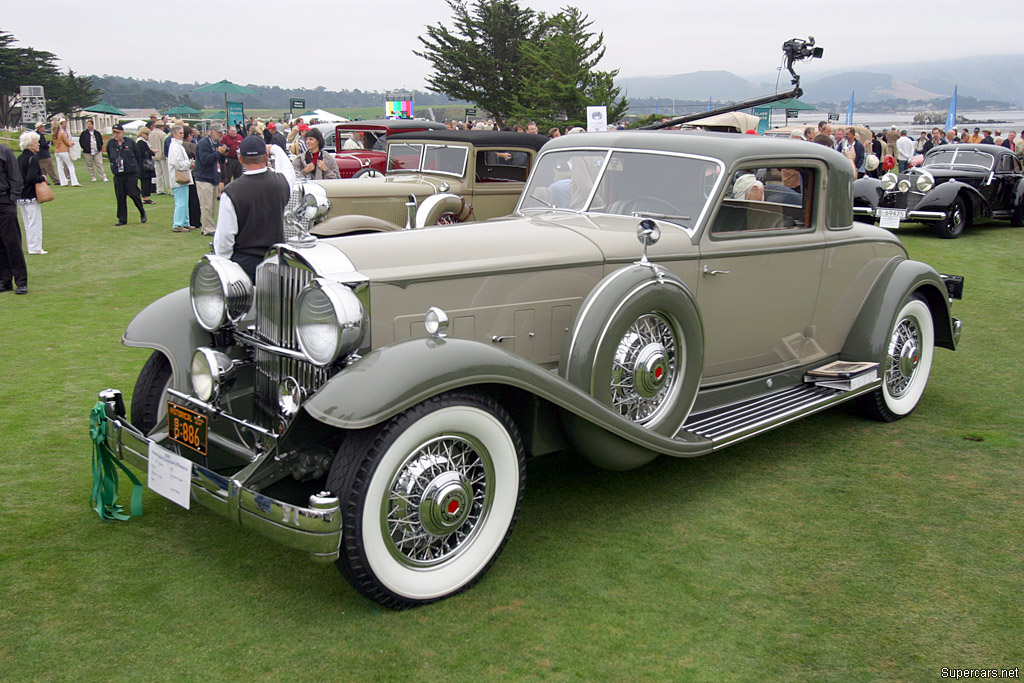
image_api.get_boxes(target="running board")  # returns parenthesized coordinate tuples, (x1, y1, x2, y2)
(679, 380, 881, 449)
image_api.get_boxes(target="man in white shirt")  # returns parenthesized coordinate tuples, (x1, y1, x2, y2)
(896, 130, 915, 173)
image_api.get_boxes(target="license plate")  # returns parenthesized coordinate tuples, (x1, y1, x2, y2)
(167, 402, 208, 456)
(875, 208, 906, 219)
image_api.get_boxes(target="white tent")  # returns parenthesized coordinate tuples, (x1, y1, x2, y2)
(311, 109, 348, 123)
(121, 119, 148, 134)
(683, 111, 760, 133)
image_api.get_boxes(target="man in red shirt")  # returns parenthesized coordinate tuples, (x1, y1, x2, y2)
(218, 125, 244, 189)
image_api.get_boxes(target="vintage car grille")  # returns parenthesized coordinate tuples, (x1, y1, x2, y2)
(880, 187, 923, 211)
(252, 260, 330, 428)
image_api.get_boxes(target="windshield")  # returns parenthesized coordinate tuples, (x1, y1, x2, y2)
(924, 149, 994, 171)
(386, 143, 468, 177)
(519, 149, 723, 229)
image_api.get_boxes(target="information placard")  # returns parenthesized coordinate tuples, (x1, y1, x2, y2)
(147, 442, 193, 509)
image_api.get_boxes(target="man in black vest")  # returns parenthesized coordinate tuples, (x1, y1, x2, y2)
(107, 124, 147, 226)
(213, 135, 290, 282)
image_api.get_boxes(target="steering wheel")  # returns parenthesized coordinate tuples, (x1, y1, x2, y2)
(615, 196, 683, 217)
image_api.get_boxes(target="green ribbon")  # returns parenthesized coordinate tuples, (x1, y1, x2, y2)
(89, 401, 143, 521)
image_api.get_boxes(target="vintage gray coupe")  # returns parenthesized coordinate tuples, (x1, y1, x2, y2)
(853, 143, 1024, 237)
(94, 130, 963, 608)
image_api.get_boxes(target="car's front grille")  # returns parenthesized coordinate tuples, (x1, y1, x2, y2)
(252, 260, 330, 428)
(881, 187, 923, 211)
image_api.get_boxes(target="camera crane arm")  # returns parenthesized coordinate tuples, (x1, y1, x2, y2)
(640, 37, 823, 130)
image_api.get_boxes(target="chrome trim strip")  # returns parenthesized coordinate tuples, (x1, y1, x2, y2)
(236, 330, 309, 361)
(852, 206, 873, 215)
(167, 388, 279, 440)
(908, 211, 946, 219)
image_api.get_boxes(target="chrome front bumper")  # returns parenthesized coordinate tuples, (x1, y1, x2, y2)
(97, 391, 343, 563)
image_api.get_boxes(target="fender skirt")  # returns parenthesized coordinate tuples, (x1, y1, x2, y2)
(303, 336, 713, 464)
(841, 257, 958, 363)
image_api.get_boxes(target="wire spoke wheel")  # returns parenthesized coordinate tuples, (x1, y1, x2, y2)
(609, 313, 679, 425)
(383, 434, 493, 568)
(884, 317, 921, 398)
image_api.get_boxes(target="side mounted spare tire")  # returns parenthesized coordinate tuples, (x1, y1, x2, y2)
(560, 264, 703, 438)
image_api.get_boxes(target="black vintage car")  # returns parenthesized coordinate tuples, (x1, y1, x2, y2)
(853, 144, 1024, 238)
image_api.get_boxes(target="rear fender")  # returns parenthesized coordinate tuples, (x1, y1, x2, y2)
(841, 258, 958, 363)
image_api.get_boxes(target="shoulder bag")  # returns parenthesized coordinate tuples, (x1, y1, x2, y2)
(36, 180, 54, 203)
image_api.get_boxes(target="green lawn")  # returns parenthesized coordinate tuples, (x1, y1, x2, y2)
(1, 159, 1021, 680)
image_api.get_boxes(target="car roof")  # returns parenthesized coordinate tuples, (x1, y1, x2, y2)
(541, 129, 853, 171)
(388, 130, 548, 151)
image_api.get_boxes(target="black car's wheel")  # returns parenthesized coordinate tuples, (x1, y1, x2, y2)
(935, 197, 969, 238)
(326, 391, 525, 609)
(857, 295, 934, 422)
(1011, 199, 1024, 227)
(130, 351, 174, 434)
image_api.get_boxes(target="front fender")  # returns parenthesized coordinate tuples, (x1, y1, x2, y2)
(302, 337, 713, 461)
(841, 258, 958, 363)
(916, 181, 990, 221)
(122, 288, 215, 393)
(311, 214, 402, 236)
(853, 177, 883, 212)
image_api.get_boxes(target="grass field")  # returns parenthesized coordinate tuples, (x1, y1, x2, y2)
(0, 155, 1022, 681)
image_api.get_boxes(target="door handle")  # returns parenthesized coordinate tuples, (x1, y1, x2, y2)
(703, 265, 730, 277)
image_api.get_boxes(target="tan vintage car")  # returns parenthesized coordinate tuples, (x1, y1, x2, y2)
(309, 130, 549, 234)
(94, 130, 963, 609)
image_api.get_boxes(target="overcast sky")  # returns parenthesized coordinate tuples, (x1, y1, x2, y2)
(4, 0, 1021, 93)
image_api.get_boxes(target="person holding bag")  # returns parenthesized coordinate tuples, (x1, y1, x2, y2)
(136, 127, 156, 204)
(167, 124, 194, 232)
(16, 130, 48, 255)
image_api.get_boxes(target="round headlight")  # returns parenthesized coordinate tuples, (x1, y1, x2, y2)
(190, 348, 236, 402)
(296, 280, 364, 366)
(897, 179, 911, 193)
(916, 171, 935, 193)
(880, 173, 898, 191)
(300, 182, 331, 221)
(190, 255, 253, 331)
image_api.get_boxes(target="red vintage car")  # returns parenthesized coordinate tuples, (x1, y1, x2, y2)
(332, 119, 446, 178)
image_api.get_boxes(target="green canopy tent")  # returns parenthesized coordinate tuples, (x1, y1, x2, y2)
(83, 101, 126, 116)
(753, 97, 817, 129)
(192, 80, 259, 127)
(162, 105, 202, 117)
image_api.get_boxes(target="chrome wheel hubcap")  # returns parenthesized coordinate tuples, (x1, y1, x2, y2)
(610, 313, 678, 424)
(384, 435, 492, 567)
(886, 318, 920, 397)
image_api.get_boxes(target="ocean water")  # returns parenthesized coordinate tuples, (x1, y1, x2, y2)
(779, 110, 1024, 136)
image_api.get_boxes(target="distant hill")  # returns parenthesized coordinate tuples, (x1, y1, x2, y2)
(618, 70, 760, 101)
(618, 54, 1024, 107)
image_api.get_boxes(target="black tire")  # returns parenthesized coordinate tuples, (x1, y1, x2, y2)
(130, 351, 173, 434)
(935, 197, 969, 238)
(326, 390, 525, 609)
(562, 265, 703, 438)
(857, 294, 934, 422)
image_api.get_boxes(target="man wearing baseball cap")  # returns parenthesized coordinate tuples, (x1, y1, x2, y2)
(106, 123, 147, 226)
(213, 135, 290, 282)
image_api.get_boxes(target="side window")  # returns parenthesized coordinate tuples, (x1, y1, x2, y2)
(711, 167, 816, 235)
(476, 150, 531, 183)
(997, 155, 1015, 173)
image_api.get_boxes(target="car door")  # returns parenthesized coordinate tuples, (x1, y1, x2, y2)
(697, 163, 826, 382)
(989, 152, 1020, 213)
